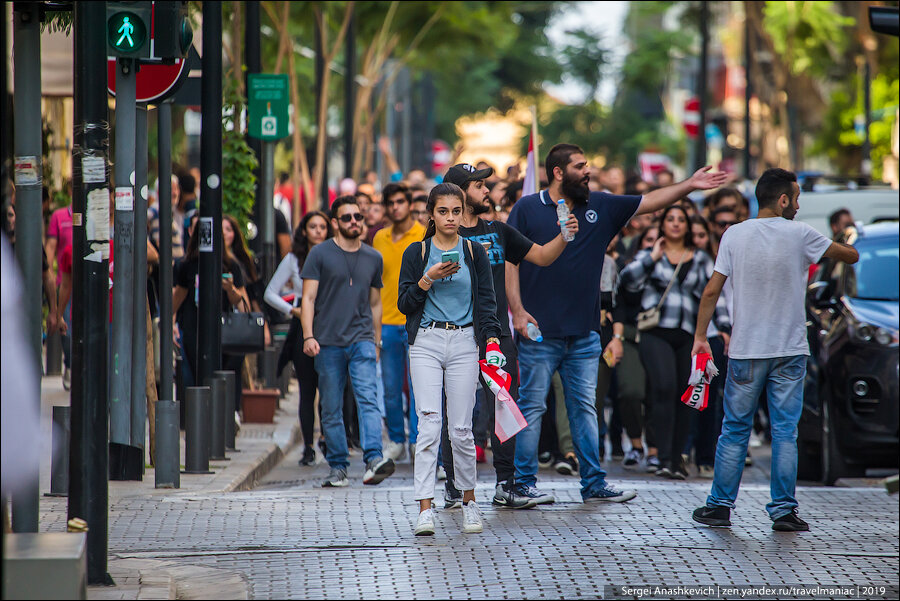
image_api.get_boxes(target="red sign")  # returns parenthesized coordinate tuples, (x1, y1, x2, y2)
(684, 97, 700, 139)
(431, 140, 451, 177)
(107, 58, 188, 104)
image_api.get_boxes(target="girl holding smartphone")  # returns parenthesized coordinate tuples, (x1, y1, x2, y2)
(397, 183, 504, 536)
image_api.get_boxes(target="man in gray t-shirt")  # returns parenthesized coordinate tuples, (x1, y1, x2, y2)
(301, 196, 395, 488)
(690, 168, 858, 533)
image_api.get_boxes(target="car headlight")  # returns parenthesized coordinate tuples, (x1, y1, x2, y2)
(850, 319, 899, 347)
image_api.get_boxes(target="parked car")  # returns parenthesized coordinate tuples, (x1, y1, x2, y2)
(798, 221, 899, 484)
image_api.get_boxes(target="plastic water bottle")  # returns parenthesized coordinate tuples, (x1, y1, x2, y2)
(526, 323, 543, 342)
(557, 200, 575, 242)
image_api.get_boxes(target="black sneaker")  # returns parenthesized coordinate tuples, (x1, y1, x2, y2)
(645, 455, 661, 473)
(298, 446, 316, 466)
(513, 483, 555, 505)
(554, 454, 579, 476)
(623, 448, 644, 468)
(444, 484, 462, 509)
(362, 457, 395, 485)
(538, 451, 554, 469)
(772, 509, 809, 532)
(655, 466, 673, 478)
(670, 458, 689, 480)
(692, 505, 731, 527)
(583, 483, 637, 503)
(492, 482, 537, 509)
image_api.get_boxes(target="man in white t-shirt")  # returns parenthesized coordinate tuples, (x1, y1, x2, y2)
(690, 168, 858, 532)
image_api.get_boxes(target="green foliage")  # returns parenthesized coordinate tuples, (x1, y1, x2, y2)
(762, 1, 855, 77)
(221, 76, 258, 231)
(42, 12, 73, 35)
(811, 75, 899, 179)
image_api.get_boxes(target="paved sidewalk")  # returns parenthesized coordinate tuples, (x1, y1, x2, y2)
(38, 374, 301, 599)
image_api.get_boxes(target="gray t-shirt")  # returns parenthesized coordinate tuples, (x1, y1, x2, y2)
(301, 239, 383, 347)
(715, 218, 831, 359)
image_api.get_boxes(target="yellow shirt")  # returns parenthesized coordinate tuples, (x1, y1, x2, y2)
(373, 221, 426, 326)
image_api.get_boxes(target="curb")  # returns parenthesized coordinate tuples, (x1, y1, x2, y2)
(225, 420, 301, 493)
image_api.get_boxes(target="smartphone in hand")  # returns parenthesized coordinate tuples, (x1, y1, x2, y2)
(441, 250, 460, 264)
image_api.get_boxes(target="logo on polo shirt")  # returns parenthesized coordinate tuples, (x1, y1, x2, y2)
(586, 209, 598, 223)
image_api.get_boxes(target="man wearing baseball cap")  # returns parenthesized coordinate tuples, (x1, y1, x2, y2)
(437, 163, 578, 510)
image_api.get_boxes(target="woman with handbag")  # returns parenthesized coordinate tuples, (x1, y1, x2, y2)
(620, 204, 729, 480)
(172, 222, 246, 390)
(264, 211, 332, 466)
(397, 183, 504, 536)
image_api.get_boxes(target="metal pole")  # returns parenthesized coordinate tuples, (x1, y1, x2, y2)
(862, 60, 872, 179)
(154, 400, 180, 488)
(183, 386, 212, 474)
(315, 25, 329, 211)
(215, 370, 237, 450)
(344, 14, 355, 179)
(206, 375, 227, 460)
(130, 105, 149, 473)
(70, 0, 112, 584)
(400, 67, 412, 174)
(48, 406, 70, 497)
(696, 0, 709, 171)
(262, 141, 275, 285)
(743, 11, 753, 180)
(11, 0, 41, 534)
(245, 0, 263, 255)
(110, 56, 137, 477)
(199, 1, 223, 385)
(158, 101, 174, 403)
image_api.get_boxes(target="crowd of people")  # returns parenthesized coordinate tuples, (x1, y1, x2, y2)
(2, 136, 860, 538)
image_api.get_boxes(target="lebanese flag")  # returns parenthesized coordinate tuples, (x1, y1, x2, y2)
(681, 353, 719, 411)
(479, 361, 528, 443)
(522, 107, 540, 196)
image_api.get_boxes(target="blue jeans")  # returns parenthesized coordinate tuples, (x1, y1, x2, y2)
(381, 325, 417, 444)
(706, 355, 806, 519)
(315, 341, 383, 470)
(515, 332, 607, 498)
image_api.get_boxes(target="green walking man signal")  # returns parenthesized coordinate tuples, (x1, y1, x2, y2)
(107, 3, 150, 58)
(117, 16, 136, 47)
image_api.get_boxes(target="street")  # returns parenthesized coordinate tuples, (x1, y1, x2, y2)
(35, 382, 899, 600)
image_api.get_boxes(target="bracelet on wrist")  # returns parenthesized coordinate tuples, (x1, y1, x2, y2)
(486, 337, 500, 346)
(303, 336, 315, 342)
(422, 273, 433, 285)
(613, 333, 624, 341)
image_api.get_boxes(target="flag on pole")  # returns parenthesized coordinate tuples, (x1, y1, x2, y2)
(522, 106, 540, 196)
(479, 361, 528, 443)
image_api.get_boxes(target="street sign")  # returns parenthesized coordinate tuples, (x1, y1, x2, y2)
(248, 74, 289, 140)
(684, 97, 700, 139)
(107, 58, 189, 103)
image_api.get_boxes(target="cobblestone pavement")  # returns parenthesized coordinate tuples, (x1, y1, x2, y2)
(40, 438, 899, 600)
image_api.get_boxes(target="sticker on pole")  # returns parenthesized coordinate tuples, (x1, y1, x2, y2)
(14, 156, 40, 185)
(87, 188, 111, 242)
(115, 187, 134, 211)
(82, 157, 106, 184)
(199, 217, 213, 252)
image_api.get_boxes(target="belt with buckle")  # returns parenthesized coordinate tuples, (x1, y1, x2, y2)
(427, 320, 472, 330)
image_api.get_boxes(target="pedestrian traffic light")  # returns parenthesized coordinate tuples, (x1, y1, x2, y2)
(107, 2, 151, 58)
(153, 1, 193, 60)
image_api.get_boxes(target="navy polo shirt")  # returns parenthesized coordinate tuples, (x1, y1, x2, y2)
(507, 189, 642, 339)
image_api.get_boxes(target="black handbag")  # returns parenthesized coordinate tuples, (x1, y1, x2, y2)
(222, 298, 265, 354)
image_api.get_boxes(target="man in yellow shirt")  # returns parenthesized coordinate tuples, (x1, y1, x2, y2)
(373, 182, 426, 461)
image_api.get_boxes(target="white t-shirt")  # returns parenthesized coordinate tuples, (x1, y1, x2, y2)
(715, 218, 831, 359)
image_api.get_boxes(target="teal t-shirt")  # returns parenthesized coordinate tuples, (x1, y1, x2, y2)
(421, 238, 473, 327)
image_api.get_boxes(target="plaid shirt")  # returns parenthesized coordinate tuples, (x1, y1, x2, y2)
(620, 249, 730, 336)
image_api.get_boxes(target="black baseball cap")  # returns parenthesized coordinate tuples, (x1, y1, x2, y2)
(443, 163, 494, 188)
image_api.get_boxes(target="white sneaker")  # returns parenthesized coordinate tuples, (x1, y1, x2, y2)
(436, 465, 447, 481)
(415, 508, 435, 536)
(462, 501, 483, 534)
(383, 440, 406, 462)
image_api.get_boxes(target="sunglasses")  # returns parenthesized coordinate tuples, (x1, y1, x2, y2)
(338, 213, 365, 223)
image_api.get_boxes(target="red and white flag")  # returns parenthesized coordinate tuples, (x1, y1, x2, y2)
(681, 352, 719, 411)
(522, 106, 540, 196)
(479, 361, 528, 443)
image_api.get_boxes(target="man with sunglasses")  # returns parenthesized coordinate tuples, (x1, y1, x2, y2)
(373, 183, 427, 463)
(711, 205, 739, 246)
(301, 195, 395, 488)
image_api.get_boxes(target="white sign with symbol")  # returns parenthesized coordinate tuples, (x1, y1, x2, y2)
(261, 116, 277, 135)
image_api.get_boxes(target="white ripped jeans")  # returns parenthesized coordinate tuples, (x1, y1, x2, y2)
(409, 325, 480, 501)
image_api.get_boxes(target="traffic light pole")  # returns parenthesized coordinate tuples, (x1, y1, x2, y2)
(130, 105, 149, 468)
(11, 0, 42, 535)
(71, 1, 112, 584)
(110, 57, 138, 479)
(245, 0, 263, 256)
(198, 1, 223, 385)
(695, 0, 709, 171)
